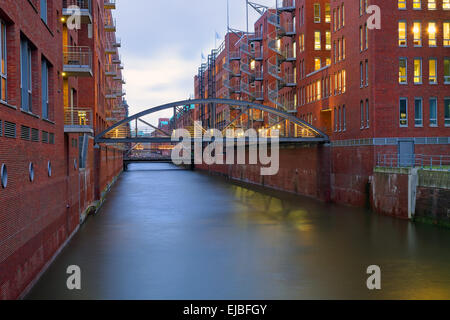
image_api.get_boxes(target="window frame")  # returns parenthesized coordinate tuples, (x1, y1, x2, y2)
(400, 97, 408, 127)
(0, 20, 7, 103)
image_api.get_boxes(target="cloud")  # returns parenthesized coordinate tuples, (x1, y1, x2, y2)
(122, 47, 198, 124)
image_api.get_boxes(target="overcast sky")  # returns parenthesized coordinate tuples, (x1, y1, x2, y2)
(115, 0, 274, 126)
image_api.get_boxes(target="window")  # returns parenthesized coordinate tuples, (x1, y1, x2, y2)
(444, 58, 450, 83)
(400, 98, 408, 127)
(342, 37, 346, 59)
(314, 3, 321, 23)
(399, 58, 407, 84)
(413, 22, 422, 46)
(429, 97, 437, 126)
(325, 4, 331, 23)
(41, 58, 49, 119)
(360, 101, 364, 129)
(360, 62, 364, 87)
(338, 107, 342, 131)
(342, 4, 345, 27)
(399, 0, 407, 9)
(445, 98, 450, 126)
(428, 0, 437, 9)
(0, 20, 6, 102)
(40, 0, 47, 23)
(399, 21, 407, 46)
(414, 58, 422, 84)
(326, 31, 331, 50)
(20, 37, 32, 112)
(413, 0, 421, 9)
(360, 26, 363, 51)
(444, 22, 450, 46)
(365, 60, 369, 86)
(445, 0, 450, 9)
(366, 99, 370, 128)
(429, 58, 437, 84)
(314, 58, 321, 70)
(342, 70, 346, 93)
(428, 22, 437, 46)
(343, 105, 346, 131)
(415, 98, 423, 126)
(360, 0, 364, 15)
(365, 24, 368, 49)
(314, 31, 321, 50)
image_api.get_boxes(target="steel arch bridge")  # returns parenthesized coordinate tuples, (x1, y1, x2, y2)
(95, 98, 330, 146)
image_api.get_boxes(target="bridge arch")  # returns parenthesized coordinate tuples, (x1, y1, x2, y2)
(95, 98, 330, 144)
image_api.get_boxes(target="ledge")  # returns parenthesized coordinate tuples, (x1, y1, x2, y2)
(0, 101, 17, 110)
(42, 118, 55, 125)
(21, 109, 40, 119)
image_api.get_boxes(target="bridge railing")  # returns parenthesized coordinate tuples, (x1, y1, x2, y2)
(376, 153, 450, 171)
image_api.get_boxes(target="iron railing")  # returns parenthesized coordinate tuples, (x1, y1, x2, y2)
(63, 0, 91, 10)
(64, 107, 93, 127)
(63, 46, 92, 68)
(377, 153, 450, 171)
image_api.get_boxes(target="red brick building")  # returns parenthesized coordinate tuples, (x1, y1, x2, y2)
(194, 0, 449, 210)
(0, 0, 126, 299)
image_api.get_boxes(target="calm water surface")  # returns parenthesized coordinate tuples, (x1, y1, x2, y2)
(27, 163, 450, 300)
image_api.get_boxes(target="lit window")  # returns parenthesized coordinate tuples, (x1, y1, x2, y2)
(399, 21, 407, 46)
(400, 98, 408, 127)
(342, 70, 346, 93)
(414, 58, 422, 84)
(444, 0, 450, 9)
(399, 0, 407, 9)
(399, 58, 407, 84)
(429, 98, 437, 126)
(428, 22, 437, 46)
(428, 0, 437, 9)
(314, 31, 321, 50)
(360, 26, 363, 51)
(413, 0, 421, 9)
(415, 98, 423, 126)
(314, 58, 321, 70)
(342, 4, 345, 27)
(413, 22, 422, 46)
(342, 37, 346, 59)
(326, 31, 331, 50)
(444, 22, 450, 46)
(325, 4, 331, 23)
(429, 58, 437, 84)
(326, 58, 331, 66)
(0, 20, 6, 102)
(314, 3, 321, 23)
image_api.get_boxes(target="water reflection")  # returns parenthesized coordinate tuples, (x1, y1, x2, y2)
(27, 163, 450, 300)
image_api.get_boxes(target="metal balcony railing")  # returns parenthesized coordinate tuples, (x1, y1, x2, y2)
(229, 51, 241, 60)
(277, 0, 295, 11)
(105, 64, 117, 76)
(377, 154, 450, 171)
(63, 46, 92, 76)
(104, 0, 116, 10)
(104, 16, 116, 31)
(63, 0, 91, 10)
(267, 58, 282, 81)
(282, 73, 296, 87)
(63, 0, 92, 24)
(64, 107, 93, 128)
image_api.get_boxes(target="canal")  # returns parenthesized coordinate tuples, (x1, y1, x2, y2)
(27, 163, 450, 300)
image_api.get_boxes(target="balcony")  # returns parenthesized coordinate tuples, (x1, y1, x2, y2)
(112, 55, 121, 64)
(64, 107, 93, 133)
(229, 51, 241, 61)
(62, 0, 92, 24)
(277, 0, 295, 12)
(104, 0, 116, 10)
(63, 46, 93, 77)
(105, 16, 116, 32)
(105, 64, 117, 77)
